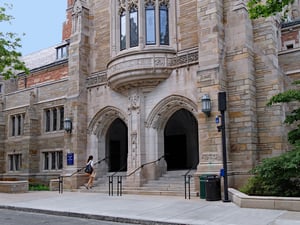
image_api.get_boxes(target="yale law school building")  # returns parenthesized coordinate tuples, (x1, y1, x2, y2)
(0, 0, 300, 191)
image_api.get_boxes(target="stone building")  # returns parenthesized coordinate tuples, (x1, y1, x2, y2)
(0, 0, 300, 193)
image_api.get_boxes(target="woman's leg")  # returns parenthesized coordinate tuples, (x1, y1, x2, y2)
(86, 175, 92, 188)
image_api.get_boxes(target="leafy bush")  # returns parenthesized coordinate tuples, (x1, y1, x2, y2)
(29, 184, 49, 191)
(240, 148, 300, 197)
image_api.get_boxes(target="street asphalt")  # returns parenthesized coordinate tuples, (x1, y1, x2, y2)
(0, 191, 299, 225)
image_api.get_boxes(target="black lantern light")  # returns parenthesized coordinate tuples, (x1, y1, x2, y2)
(64, 118, 72, 133)
(201, 94, 211, 117)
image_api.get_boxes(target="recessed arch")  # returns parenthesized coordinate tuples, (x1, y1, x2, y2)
(164, 109, 199, 170)
(106, 118, 128, 172)
(146, 95, 198, 130)
(88, 106, 127, 137)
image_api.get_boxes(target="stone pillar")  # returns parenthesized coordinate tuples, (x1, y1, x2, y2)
(196, 0, 227, 174)
(126, 88, 146, 186)
(0, 94, 5, 173)
(224, 0, 258, 186)
(63, 0, 90, 189)
(253, 17, 289, 160)
(23, 91, 39, 175)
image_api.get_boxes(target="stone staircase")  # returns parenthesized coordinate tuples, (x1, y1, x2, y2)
(80, 170, 199, 198)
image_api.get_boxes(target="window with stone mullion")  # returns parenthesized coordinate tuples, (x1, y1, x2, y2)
(159, 1, 169, 45)
(145, 1, 156, 45)
(129, 5, 139, 47)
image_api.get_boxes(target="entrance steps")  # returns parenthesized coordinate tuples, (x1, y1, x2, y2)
(79, 170, 199, 198)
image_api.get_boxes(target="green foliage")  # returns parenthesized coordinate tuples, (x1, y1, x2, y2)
(241, 81, 300, 197)
(247, 0, 295, 19)
(29, 184, 50, 191)
(267, 81, 300, 145)
(240, 148, 300, 197)
(0, 3, 29, 79)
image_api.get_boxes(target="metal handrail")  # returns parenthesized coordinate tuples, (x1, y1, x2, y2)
(108, 155, 165, 196)
(58, 157, 107, 194)
(108, 163, 127, 196)
(183, 162, 198, 199)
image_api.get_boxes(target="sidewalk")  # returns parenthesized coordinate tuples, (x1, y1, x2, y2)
(0, 191, 299, 225)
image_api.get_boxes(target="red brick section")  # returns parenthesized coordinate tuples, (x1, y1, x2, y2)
(62, 0, 74, 40)
(18, 66, 68, 89)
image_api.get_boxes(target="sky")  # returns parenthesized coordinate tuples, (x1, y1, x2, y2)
(2, 0, 67, 56)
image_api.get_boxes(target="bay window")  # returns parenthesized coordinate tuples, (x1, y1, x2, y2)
(117, 0, 169, 51)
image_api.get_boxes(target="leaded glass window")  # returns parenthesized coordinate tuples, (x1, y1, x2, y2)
(120, 10, 126, 50)
(159, 3, 169, 45)
(145, 3, 156, 44)
(130, 6, 138, 47)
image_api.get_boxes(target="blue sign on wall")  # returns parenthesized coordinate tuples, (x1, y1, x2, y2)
(67, 153, 74, 165)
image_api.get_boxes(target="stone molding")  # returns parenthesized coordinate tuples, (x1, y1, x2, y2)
(88, 48, 199, 89)
(146, 95, 198, 129)
(87, 106, 127, 136)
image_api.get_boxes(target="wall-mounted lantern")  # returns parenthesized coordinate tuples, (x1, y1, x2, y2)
(201, 94, 211, 117)
(64, 118, 72, 133)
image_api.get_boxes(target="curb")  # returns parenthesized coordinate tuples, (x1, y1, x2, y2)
(0, 205, 187, 225)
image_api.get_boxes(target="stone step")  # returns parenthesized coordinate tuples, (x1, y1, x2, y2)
(79, 170, 198, 197)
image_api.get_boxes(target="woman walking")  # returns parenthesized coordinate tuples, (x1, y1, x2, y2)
(85, 155, 96, 189)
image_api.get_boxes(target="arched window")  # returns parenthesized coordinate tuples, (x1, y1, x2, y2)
(117, 0, 169, 51)
(159, 2, 169, 45)
(129, 4, 138, 47)
(120, 9, 126, 50)
(145, 1, 156, 45)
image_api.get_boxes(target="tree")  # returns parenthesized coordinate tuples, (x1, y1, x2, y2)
(0, 3, 29, 79)
(247, 0, 295, 19)
(267, 81, 300, 146)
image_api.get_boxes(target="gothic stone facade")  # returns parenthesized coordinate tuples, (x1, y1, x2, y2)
(0, 0, 300, 191)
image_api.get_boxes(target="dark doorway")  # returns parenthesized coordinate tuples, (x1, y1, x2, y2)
(165, 135, 186, 170)
(106, 118, 128, 172)
(164, 109, 199, 170)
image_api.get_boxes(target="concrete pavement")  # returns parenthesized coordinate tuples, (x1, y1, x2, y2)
(0, 191, 299, 225)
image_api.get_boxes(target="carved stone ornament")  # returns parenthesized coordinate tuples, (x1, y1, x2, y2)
(128, 94, 140, 111)
(88, 106, 127, 136)
(146, 95, 198, 129)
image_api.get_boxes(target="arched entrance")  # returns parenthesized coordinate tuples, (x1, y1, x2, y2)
(106, 118, 128, 172)
(164, 109, 199, 170)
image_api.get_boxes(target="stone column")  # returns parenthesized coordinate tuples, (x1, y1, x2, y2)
(126, 88, 146, 186)
(253, 17, 289, 160)
(0, 95, 5, 173)
(22, 91, 39, 175)
(224, 0, 258, 186)
(196, 0, 226, 174)
(63, 0, 90, 188)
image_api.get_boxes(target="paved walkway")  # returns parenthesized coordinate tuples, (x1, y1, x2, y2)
(0, 191, 299, 225)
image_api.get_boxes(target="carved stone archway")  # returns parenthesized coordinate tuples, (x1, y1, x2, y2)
(87, 106, 128, 175)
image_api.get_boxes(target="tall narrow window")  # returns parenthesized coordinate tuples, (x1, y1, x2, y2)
(43, 151, 63, 171)
(60, 107, 64, 130)
(51, 152, 56, 170)
(44, 106, 64, 132)
(44, 152, 49, 170)
(8, 154, 22, 171)
(10, 113, 25, 137)
(11, 116, 15, 136)
(159, 3, 169, 45)
(130, 5, 139, 47)
(45, 110, 51, 132)
(120, 10, 126, 50)
(17, 115, 22, 135)
(53, 108, 57, 131)
(145, 2, 156, 45)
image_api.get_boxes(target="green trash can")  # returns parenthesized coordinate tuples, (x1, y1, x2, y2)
(199, 174, 210, 199)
